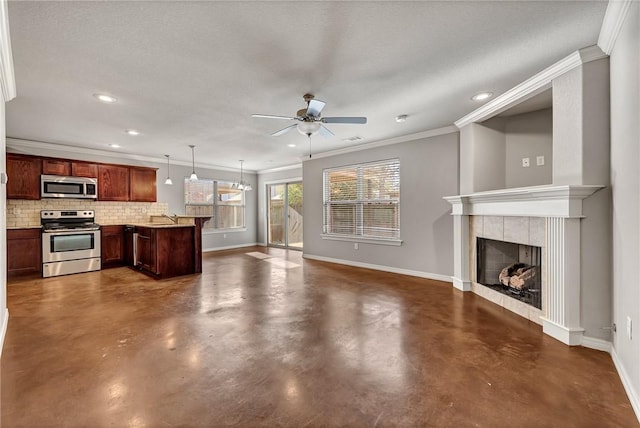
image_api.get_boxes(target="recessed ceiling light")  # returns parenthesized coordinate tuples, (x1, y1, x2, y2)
(109, 144, 120, 148)
(125, 129, 140, 136)
(287, 144, 296, 148)
(395, 115, 408, 123)
(94, 93, 117, 103)
(471, 92, 493, 101)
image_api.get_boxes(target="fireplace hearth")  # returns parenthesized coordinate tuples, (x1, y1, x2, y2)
(476, 238, 542, 309)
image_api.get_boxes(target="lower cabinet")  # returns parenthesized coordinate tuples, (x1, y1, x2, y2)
(134, 226, 195, 279)
(101, 225, 125, 268)
(7, 228, 42, 277)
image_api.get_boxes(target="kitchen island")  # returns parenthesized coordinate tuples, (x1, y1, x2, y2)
(127, 222, 200, 279)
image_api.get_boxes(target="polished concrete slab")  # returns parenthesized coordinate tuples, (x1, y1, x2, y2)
(2, 247, 637, 427)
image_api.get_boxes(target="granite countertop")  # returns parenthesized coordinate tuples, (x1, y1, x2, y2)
(126, 223, 195, 229)
(7, 226, 42, 230)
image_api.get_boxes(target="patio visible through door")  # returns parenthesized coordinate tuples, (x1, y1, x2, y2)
(267, 182, 303, 249)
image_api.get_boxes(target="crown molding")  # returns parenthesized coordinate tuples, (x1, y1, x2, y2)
(454, 45, 608, 129)
(257, 163, 302, 175)
(302, 125, 458, 162)
(5, 137, 255, 173)
(0, 0, 16, 101)
(598, 0, 634, 55)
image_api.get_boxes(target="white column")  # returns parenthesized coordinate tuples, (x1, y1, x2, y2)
(541, 217, 584, 345)
(452, 214, 471, 291)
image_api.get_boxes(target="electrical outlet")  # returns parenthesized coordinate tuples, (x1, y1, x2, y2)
(627, 316, 633, 340)
(354, 243, 359, 250)
(536, 156, 545, 166)
(522, 157, 530, 167)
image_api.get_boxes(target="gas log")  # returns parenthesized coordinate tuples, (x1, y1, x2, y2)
(498, 263, 537, 290)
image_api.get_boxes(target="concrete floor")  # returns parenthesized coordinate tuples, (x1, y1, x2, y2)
(2, 247, 637, 427)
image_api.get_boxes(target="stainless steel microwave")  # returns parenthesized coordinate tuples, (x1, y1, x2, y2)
(41, 175, 98, 199)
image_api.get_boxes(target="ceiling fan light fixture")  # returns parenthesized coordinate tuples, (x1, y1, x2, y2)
(395, 115, 408, 123)
(297, 121, 321, 136)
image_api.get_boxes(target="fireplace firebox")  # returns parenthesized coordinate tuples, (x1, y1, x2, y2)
(476, 238, 542, 309)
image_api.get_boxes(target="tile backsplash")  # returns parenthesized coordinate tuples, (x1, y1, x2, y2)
(6, 200, 169, 228)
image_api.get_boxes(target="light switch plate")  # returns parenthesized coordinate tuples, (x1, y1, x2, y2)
(522, 158, 530, 167)
(536, 156, 545, 166)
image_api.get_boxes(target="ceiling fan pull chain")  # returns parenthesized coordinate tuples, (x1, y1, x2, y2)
(308, 134, 312, 158)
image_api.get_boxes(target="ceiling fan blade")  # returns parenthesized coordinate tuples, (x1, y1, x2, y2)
(271, 124, 297, 136)
(306, 99, 326, 117)
(322, 117, 367, 124)
(319, 125, 335, 138)
(252, 114, 296, 120)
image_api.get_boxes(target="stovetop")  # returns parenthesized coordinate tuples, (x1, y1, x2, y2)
(40, 209, 99, 232)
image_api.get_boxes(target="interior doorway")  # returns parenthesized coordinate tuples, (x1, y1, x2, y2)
(267, 182, 303, 249)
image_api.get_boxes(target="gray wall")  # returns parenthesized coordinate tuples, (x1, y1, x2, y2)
(6, 140, 258, 250)
(505, 109, 553, 188)
(460, 120, 506, 193)
(460, 110, 553, 193)
(553, 58, 611, 185)
(257, 166, 302, 246)
(303, 132, 459, 277)
(610, 0, 640, 408)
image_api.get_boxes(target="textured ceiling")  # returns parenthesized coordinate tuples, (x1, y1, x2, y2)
(6, 1, 607, 171)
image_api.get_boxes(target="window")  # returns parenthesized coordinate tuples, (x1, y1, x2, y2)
(323, 158, 400, 242)
(184, 178, 245, 230)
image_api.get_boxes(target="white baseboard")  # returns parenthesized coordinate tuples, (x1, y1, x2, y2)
(611, 347, 640, 423)
(581, 336, 612, 353)
(203, 243, 259, 252)
(0, 307, 8, 358)
(452, 277, 472, 291)
(302, 253, 452, 283)
(541, 317, 584, 346)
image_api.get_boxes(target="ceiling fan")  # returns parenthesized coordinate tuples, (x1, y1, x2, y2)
(252, 93, 367, 137)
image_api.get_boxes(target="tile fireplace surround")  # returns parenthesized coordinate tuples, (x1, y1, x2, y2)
(444, 184, 603, 346)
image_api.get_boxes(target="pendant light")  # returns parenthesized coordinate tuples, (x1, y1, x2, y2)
(188, 145, 198, 181)
(232, 160, 252, 191)
(164, 154, 173, 185)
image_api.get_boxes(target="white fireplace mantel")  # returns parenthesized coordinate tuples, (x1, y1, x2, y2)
(443, 184, 604, 218)
(443, 184, 606, 346)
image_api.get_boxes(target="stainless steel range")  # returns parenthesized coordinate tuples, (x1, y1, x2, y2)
(41, 210, 101, 278)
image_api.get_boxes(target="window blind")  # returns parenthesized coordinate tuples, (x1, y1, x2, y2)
(323, 158, 400, 239)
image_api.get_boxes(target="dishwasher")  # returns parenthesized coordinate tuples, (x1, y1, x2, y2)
(123, 225, 138, 267)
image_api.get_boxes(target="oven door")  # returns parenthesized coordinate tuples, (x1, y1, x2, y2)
(42, 229, 101, 263)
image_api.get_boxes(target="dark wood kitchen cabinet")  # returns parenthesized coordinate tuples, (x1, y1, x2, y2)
(129, 167, 157, 202)
(134, 226, 195, 279)
(7, 228, 42, 278)
(98, 164, 130, 201)
(6, 154, 41, 199)
(71, 161, 98, 178)
(42, 158, 71, 176)
(101, 225, 125, 268)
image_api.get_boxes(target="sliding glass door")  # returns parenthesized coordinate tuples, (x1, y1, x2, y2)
(267, 182, 303, 249)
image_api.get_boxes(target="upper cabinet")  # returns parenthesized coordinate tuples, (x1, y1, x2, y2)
(5, 153, 157, 202)
(6, 154, 41, 199)
(71, 161, 98, 178)
(129, 167, 157, 202)
(98, 164, 130, 201)
(42, 158, 71, 176)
